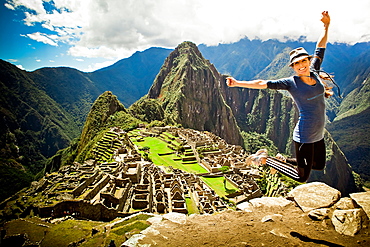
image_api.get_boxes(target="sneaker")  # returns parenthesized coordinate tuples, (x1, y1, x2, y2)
(246, 149, 268, 166)
(275, 153, 286, 162)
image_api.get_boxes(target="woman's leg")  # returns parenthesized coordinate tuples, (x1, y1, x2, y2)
(265, 139, 325, 182)
(295, 141, 314, 182)
(312, 139, 326, 170)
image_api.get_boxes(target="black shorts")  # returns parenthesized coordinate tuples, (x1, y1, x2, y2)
(294, 138, 326, 182)
(265, 138, 326, 182)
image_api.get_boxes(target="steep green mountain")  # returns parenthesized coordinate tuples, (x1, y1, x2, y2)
(0, 60, 80, 201)
(147, 42, 243, 146)
(76, 91, 126, 161)
(326, 75, 370, 183)
(45, 91, 144, 171)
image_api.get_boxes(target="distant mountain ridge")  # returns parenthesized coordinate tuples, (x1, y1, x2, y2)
(28, 47, 172, 126)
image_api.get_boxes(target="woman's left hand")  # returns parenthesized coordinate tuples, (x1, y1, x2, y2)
(321, 11, 330, 27)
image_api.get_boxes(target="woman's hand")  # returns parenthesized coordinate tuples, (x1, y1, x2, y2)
(317, 11, 330, 48)
(226, 77, 237, 87)
(226, 77, 267, 89)
(321, 11, 330, 27)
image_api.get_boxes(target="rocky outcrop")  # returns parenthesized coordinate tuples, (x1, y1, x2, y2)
(287, 182, 341, 212)
(288, 182, 369, 237)
(240, 182, 369, 237)
(350, 192, 370, 219)
(148, 41, 243, 146)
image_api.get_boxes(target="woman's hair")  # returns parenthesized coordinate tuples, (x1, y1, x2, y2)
(319, 73, 334, 98)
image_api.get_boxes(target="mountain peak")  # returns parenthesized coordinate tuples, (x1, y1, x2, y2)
(77, 91, 126, 158)
(147, 41, 243, 145)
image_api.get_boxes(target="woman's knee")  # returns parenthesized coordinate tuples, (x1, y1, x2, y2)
(296, 176, 308, 183)
(312, 161, 326, 170)
(297, 167, 311, 182)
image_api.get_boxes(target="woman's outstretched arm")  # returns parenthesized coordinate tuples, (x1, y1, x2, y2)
(226, 77, 268, 89)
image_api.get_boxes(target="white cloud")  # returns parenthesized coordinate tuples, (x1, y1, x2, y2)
(6, 0, 370, 62)
(21, 32, 58, 46)
(16, 64, 25, 70)
(85, 60, 117, 72)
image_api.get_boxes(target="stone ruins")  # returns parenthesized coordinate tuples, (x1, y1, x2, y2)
(21, 126, 265, 222)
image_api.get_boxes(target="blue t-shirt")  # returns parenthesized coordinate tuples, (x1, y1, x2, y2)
(267, 48, 326, 143)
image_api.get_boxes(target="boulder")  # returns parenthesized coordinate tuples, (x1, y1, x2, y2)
(308, 208, 331, 221)
(287, 182, 341, 212)
(335, 197, 356, 210)
(261, 214, 283, 222)
(238, 197, 294, 212)
(350, 191, 370, 220)
(331, 208, 367, 236)
(236, 201, 253, 212)
(249, 197, 294, 212)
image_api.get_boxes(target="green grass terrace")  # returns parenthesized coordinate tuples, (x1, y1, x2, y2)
(128, 129, 239, 199)
(129, 130, 208, 174)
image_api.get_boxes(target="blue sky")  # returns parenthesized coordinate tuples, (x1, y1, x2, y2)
(1, 0, 369, 72)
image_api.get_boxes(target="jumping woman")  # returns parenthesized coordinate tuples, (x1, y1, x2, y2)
(226, 11, 332, 182)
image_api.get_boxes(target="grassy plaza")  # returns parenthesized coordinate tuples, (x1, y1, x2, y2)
(129, 130, 239, 199)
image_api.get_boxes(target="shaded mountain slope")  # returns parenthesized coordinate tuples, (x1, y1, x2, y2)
(89, 47, 172, 107)
(30, 67, 100, 128)
(29, 47, 172, 127)
(0, 60, 80, 201)
(326, 69, 370, 183)
(326, 108, 370, 182)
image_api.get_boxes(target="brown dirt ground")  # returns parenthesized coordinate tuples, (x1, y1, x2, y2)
(137, 205, 370, 247)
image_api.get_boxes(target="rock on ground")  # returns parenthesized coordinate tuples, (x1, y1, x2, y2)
(350, 191, 370, 219)
(287, 182, 341, 212)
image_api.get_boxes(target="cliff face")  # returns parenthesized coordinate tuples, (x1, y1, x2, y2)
(148, 42, 243, 146)
(219, 79, 297, 154)
(309, 131, 356, 196)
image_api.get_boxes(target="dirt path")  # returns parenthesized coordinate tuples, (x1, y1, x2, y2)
(135, 206, 369, 247)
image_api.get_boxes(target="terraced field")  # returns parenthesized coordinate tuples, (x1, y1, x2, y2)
(130, 131, 208, 174)
(129, 130, 238, 197)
